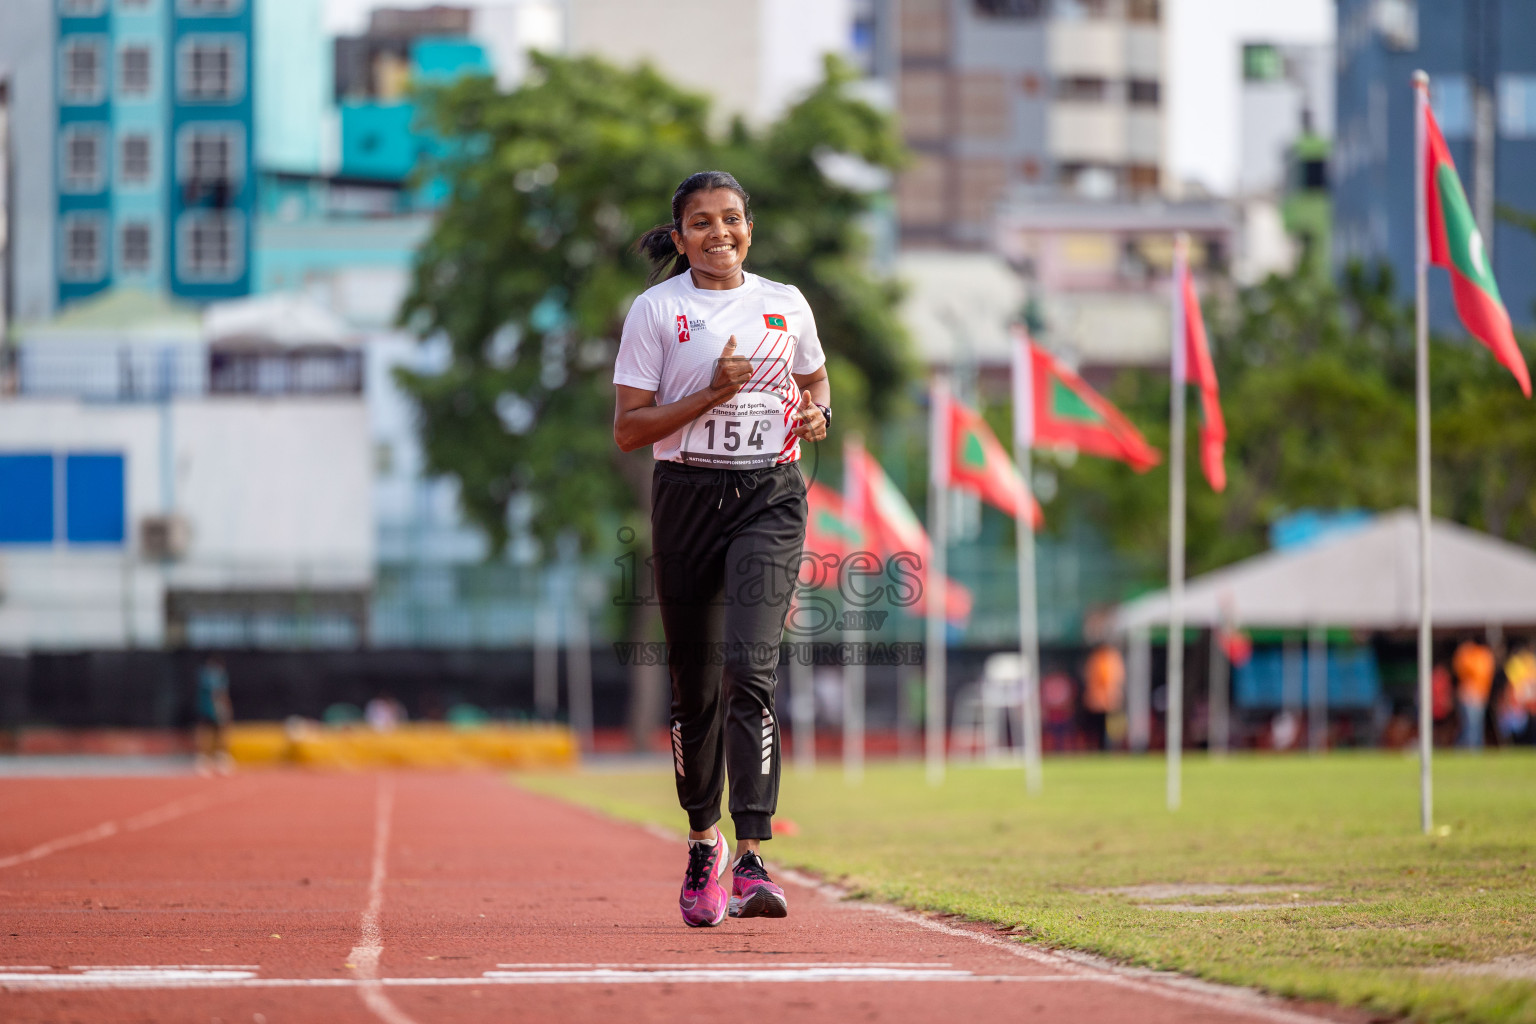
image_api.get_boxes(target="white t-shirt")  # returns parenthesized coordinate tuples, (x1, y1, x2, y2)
(614, 270, 826, 466)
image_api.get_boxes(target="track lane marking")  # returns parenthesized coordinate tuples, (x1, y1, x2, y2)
(347, 776, 419, 1024)
(493, 962, 955, 969)
(0, 790, 231, 871)
(0, 969, 1101, 991)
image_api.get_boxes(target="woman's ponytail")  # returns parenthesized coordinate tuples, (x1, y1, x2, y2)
(636, 224, 689, 285)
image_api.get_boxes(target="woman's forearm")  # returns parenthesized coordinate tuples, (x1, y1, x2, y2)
(615, 384, 736, 452)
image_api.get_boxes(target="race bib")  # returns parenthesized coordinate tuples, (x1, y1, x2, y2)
(680, 391, 790, 469)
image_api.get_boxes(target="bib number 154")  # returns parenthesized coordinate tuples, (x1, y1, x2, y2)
(703, 418, 774, 453)
(680, 394, 788, 468)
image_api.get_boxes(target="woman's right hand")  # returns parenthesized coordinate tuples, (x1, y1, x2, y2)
(710, 335, 753, 397)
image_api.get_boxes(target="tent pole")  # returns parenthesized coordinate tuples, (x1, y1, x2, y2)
(1414, 70, 1434, 835)
(1209, 627, 1229, 757)
(1308, 624, 1327, 754)
(1128, 627, 1151, 752)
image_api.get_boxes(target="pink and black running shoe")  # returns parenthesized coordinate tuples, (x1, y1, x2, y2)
(679, 828, 729, 928)
(729, 850, 788, 919)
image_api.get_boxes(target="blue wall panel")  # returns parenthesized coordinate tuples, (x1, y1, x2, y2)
(0, 454, 57, 544)
(65, 453, 126, 544)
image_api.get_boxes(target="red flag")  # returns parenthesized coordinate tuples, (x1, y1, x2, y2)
(847, 446, 972, 623)
(1015, 336, 1159, 471)
(947, 399, 1043, 528)
(1423, 99, 1531, 396)
(1180, 263, 1226, 492)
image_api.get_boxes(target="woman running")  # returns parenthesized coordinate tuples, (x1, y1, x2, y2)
(612, 171, 830, 928)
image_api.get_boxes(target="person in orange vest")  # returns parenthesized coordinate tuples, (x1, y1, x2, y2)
(1452, 639, 1495, 749)
(1083, 644, 1126, 751)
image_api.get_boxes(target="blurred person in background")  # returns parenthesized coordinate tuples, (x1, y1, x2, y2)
(365, 694, 407, 732)
(613, 171, 829, 928)
(1431, 662, 1457, 746)
(1499, 644, 1536, 744)
(194, 656, 233, 775)
(1452, 639, 1495, 749)
(1082, 643, 1125, 751)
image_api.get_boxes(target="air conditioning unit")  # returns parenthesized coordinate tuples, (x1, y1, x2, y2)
(140, 515, 191, 561)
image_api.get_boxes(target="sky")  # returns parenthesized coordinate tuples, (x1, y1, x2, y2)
(323, 0, 1336, 198)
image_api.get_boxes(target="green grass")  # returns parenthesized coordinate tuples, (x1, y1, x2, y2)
(520, 751, 1536, 1024)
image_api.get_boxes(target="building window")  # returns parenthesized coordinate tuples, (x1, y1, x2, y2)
(177, 125, 243, 188)
(1126, 164, 1160, 193)
(177, 0, 243, 12)
(974, 0, 1043, 16)
(1056, 76, 1107, 102)
(1054, 0, 1110, 19)
(1129, 79, 1160, 105)
(120, 222, 153, 273)
(1430, 75, 1472, 139)
(61, 214, 107, 282)
(60, 0, 107, 16)
(61, 36, 106, 105)
(1499, 75, 1536, 139)
(60, 125, 107, 193)
(178, 210, 244, 282)
(120, 133, 153, 183)
(178, 36, 244, 102)
(119, 44, 152, 95)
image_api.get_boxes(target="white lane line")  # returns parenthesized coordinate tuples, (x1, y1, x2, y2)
(0, 791, 228, 871)
(771, 866, 1341, 1024)
(493, 962, 955, 969)
(481, 968, 981, 982)
(0, 970, 1099, 992)
(347, 776, 419, 1024)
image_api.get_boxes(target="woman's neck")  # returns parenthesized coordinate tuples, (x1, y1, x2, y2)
(688, 267, 746, 291)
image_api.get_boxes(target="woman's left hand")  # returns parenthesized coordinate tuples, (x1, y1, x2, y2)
(791, 391, 826, 441)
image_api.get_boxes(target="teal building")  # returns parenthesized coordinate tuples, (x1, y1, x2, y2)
(56, 0, 256, 307)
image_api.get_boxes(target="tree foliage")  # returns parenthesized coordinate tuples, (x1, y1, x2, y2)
(1049, 263, 1536, 579)
(396, 53, 910, 555)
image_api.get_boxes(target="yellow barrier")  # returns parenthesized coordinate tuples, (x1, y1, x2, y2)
(226, 722, 578, 770)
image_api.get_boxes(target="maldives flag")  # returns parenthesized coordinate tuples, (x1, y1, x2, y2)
(1423, 98, 1531, 396)
(946, 398, 1044, 528)
(847, 446, 972, 623)
(804, 481, 862, 564)
(1012, 329, 1160, 471)
(1178, 260, 1227, 492)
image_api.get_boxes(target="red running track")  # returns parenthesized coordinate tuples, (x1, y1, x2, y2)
(0, 772, 1362, 1024)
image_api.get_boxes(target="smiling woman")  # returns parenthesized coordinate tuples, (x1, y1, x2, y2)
(611, 170, 831, 929)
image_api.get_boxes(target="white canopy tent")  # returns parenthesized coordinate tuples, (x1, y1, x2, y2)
(1114, 509, 1536, 632)
(203, 293, 359, 349)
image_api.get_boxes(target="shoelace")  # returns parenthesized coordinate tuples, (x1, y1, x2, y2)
(733, 852, 770, 882)
(684, 839, 716, 891)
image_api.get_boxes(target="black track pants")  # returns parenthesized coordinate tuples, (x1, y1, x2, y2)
(650, 461, 806, 841)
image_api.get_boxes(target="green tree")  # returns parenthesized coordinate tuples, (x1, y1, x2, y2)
(396, 53, 909, 556)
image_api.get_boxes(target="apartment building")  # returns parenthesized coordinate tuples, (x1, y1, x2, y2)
(894, 0, 1165, 248)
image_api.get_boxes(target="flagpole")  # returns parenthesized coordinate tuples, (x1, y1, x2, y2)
(1011, 334, 1043, 793)
(1413, 69, 1434, 835)
(926, 374, 949, 786)
(843, 434, 866, 786)
(1166, 233, 1189, 813)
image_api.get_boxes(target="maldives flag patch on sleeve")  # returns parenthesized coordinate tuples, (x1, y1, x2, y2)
(764, 314, 787, 330)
